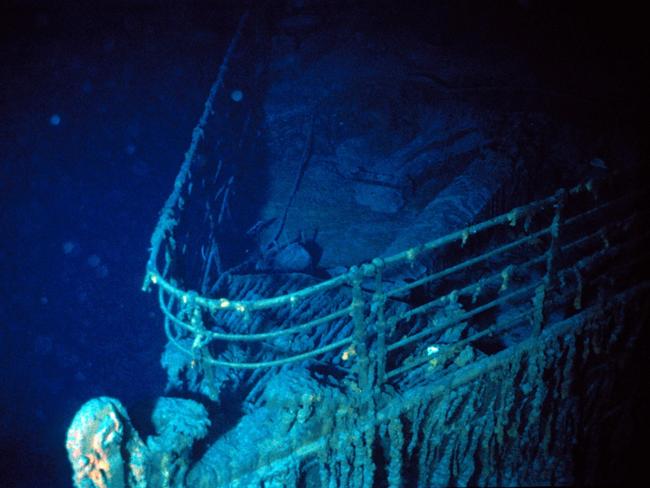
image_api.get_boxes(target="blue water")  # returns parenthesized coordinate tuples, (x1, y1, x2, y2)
(0, 2, 645, 487)
(0, 4, 241, 486)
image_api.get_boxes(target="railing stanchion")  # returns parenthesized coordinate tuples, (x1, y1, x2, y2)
(546, 189, 566, 286)
(371, 258, 387, 389)
(535, 188, 567, 335)
(350, 266, 370, 392)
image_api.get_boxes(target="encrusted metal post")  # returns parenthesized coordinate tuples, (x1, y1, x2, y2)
(350, 265, 370, 393)
(534, 189, 567, 335)
(546, 189, 566, 287)
(371, 258, 387, 388)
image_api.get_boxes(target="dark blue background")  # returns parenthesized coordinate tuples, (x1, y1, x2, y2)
(0, 1, 645, 487)
(1, 3, 241, 486)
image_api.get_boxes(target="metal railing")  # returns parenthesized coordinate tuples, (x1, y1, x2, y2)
(143, 169, 647, 398)
(142, 164, 647, 487)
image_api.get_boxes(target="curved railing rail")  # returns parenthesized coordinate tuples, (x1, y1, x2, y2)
(144, 147, 647, 394)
